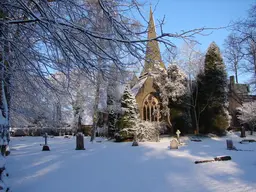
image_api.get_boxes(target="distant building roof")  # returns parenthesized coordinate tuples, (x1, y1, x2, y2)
(234, 84, 250, 96)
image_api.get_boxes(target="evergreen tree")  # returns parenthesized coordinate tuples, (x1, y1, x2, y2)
(197, 42, 230, 134)
(106, 64, 126, 137)
(107, 81, 120, 137)
(115, 85, 139, 141)
(120, 85, 139, 129)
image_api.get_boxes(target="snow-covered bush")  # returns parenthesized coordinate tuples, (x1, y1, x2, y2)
(153, 64, 190, 131)
(237, 101, 256, 134)
(135, 121, 165, 142)
(117, 121, 165, 142)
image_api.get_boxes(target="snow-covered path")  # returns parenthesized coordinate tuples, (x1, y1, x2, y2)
(6, 133, 256, 192)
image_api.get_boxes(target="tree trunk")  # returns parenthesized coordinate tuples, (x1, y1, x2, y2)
(234, 61, 238, 83)
(90, 73, 101, 142)
(0, 7, 11, 150)
(249, 124, 253, 135)
(193, 107, 199, 135)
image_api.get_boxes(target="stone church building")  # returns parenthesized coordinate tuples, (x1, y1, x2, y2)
(131, 7, 165, 122)
(130, 7, 255, 130)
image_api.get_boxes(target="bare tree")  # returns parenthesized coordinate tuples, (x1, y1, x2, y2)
(231, 3, 256, 79)
(176, 43, 204, 134)
(237, 101, 256, 135)
(177, 42, 204, 79)
(0, 0, 220, 146)
(223, 33, 244, 83)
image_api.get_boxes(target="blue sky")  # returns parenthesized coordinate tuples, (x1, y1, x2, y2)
(139, 0, 256, 83)
(148, 0, 255, 51)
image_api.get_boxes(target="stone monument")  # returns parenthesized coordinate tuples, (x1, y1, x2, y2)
(170, 139, 179, 149)
(76, 132, 85, 150)
(42, 133, 50, 151)
(226, 139, 234, 150)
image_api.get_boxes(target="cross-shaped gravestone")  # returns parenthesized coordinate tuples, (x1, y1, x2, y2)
(176, 129, 181, 143)
(44, 133, 48, 145)
(42, 133, 50, 151)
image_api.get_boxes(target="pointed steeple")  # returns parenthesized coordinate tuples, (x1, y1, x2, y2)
(140, 6, 165, 76)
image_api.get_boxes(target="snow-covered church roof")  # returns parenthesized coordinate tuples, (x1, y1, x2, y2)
(131, 76, 147, 96)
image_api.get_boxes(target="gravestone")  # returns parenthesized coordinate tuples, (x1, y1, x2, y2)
(42, 133, 50, 151)
(64, 135, 70, 139)
(132, 134, 139, 146)
(170, 139, 179, 149)
(76, 132, 85, 150)
(132, 141, 139, 146)
(226, 139, 234, 150)
(240, 126, 246, 138)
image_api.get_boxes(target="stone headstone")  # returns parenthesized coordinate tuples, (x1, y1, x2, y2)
(240, 126, 246, 138)
(44, 133, 48, 145)
(132, 134, 139, 146)
(42, 145, 50, 151)
(226, 139, 234, 150)
(132, 141, 139, 146)
(42, 133, 50, 151)
(170, 139, 179, 149)
(64, 135, 70, 139)
(76, 132, 85, 150)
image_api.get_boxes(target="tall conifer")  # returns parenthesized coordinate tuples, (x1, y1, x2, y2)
(197, 42, 230, 134)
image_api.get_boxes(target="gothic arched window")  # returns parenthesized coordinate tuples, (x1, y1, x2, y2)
(142, 94, 159, 122)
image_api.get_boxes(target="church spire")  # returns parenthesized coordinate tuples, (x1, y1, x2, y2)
(141, 6, 165, 76)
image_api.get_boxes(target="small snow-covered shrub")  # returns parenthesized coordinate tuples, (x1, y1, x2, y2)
(213, 112, 230, 136)
(116, 121, 166, 142)
(237, 101, 256, 135)
(136, 121, 161, 142)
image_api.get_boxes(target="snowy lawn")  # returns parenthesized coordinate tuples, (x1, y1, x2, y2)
(6, 132, 256, 192)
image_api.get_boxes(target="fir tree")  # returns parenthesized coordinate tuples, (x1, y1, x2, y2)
(197, 42, 230, 134)
(120, 85, 139, 129)
(116, 85, 139, 141)
(106, 82, 119, 137)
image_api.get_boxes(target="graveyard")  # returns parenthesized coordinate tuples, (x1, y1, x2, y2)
(1, 1, 256, 192)
(6, 131, 256, 192)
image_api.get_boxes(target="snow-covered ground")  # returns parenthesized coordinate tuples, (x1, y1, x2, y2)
(6, 132, 256, 192)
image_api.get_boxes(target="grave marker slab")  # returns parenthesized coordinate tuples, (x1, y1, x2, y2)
(170, 139, 179, 149)
(76, 132, 85, 150)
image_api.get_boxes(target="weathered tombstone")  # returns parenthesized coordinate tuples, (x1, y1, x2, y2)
(76, 132, 85, 150)
(132, 134, 139, 146)
(176, 129, 181, 143)
(42, 133, 50, 151)
(170, 139, 179, 149)
(64, 135, 70, 139)
(132, 141, 139, 146)
(226, 139, 234, 150)
(240, 126, 246, 138)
